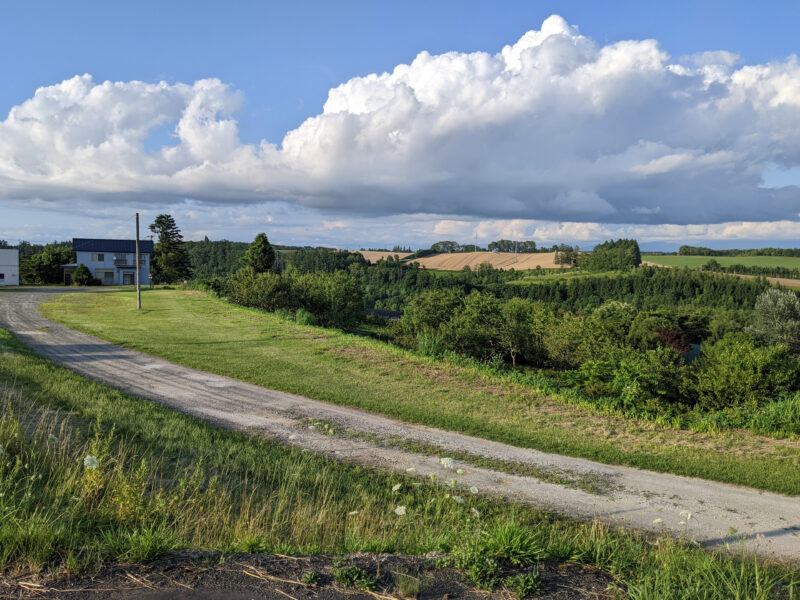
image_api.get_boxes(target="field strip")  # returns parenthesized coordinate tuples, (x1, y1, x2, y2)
(1, 288, 799, 563)
(641, 260, 800, 287)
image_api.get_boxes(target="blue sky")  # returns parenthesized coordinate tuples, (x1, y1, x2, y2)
(2, 1, 800, 249)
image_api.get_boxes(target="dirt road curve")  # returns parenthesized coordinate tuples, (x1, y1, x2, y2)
(1, 289, 798, 563)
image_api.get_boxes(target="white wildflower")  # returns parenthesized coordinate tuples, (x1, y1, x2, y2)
(83, 455, 99, 470)
(392, 484, 402, 492)
(394, 505, 407, 516)
(440, 457, 456, 470)
(452, 495, 465, 504)
(470, 507, 481, 518)
(469, 486, 479, 495)
(679, 510, 692, 521)
(348, 510, 359, 516)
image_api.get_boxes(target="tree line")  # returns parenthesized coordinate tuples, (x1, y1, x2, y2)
(679, 245, 800, 257)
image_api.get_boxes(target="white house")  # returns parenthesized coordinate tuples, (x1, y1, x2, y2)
(0, 249, 19, 286)
(64, 238, 154, 285)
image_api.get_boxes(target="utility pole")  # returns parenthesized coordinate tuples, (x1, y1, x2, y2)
(135, 213, 142, 309)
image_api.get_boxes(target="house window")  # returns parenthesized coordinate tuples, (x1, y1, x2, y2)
(91, 253, 104, 262)
(0, 273, 4, 280)
(95, 269, 114, 285)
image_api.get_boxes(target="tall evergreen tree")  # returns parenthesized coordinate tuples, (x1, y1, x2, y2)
(241, 233, 276, 273)
(149, 214, 192, 283)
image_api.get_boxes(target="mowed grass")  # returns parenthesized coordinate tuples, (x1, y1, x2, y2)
(40, 289, 800, 495)
(1, 329, 799, 599)
(643, 255, 800, 269)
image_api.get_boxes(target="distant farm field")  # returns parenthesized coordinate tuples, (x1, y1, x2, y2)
(643, 255, 800, 269)
(358, 251, 412, 263)
(409, 251, 563, 271)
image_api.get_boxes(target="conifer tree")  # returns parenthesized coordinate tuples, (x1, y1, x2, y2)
(241, 233, 276, 273)
(149, 214, 192, 283)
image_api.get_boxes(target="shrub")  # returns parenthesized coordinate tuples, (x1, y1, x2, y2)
(294, 308, 317, 326)
(438, 292, 504, 362)
(608, 346, 689, 409)
(694, 332, 800, 410)
(227, 268, 290, 311)
(72, 264, 92, 286)
(746, 288, 800, 353)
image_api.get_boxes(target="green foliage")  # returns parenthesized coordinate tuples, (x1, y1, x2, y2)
(707, 309, 748, 343)
(294, 308, 317, 326)
(185, 239, 250, 278)
(331, 562, 377, 590)
(679, 245, 800, 257)
(20, 242, 75, 284)
(227, 268, 290, 312)
(504, 570, 543, 598)
(450, 521, 545, 589)
(71, 264, 92, 286)
(500, 297, 545, 367)
(240, 233, 276, 273)
(581, 239, 641, 272)
(439, 292, 505, 362)
(746, 288, 800, 353)
(694, 332, 800, 410)
(300, 571, 319, 586)
(290, 248, 366, 273)
(488, 239, 538, 253)
(227, 267, 364, 329)
(506, 266, 771, 312)
(149, 214, 192, 284)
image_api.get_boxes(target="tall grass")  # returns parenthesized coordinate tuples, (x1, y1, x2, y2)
(0, 328, 799, 598)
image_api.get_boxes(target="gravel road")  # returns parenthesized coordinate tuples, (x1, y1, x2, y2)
(1, 288, 798, 563)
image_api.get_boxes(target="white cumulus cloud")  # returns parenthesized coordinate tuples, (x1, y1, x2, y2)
(2, 15, 800, 226)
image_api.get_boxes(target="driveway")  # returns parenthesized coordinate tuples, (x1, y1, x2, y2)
(1, 288, 798, 563)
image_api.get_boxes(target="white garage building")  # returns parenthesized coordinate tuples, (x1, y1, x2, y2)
(0, 249, 19, 286)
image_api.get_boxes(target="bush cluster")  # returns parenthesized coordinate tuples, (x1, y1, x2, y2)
(390, 289, 800, 413)
(226, 266, 364, 329)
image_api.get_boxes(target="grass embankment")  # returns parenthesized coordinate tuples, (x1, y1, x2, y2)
(643, 255, 800, 270)
(1, 328, 798, 598)
(40, 290, 800, 496)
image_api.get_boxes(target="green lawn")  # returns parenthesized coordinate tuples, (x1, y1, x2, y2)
(643, 255, 800, 269)
(39, 289, 800, 496)
(3, 328, 797, 597)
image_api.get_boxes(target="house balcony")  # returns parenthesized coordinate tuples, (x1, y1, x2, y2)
(114, 259, 145, 268)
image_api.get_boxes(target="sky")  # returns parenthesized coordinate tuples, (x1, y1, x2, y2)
(2, 0, 800, 250)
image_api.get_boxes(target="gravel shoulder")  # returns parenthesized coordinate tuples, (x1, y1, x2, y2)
(1, 288, 798, 564)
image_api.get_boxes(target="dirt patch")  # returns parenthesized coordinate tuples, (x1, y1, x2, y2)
(2, 553, 618, 600)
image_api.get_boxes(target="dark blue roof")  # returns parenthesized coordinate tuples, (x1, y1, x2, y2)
(73, 238, 154, 253)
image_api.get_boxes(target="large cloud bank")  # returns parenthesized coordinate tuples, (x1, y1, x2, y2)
(2, 15, 800, 224)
